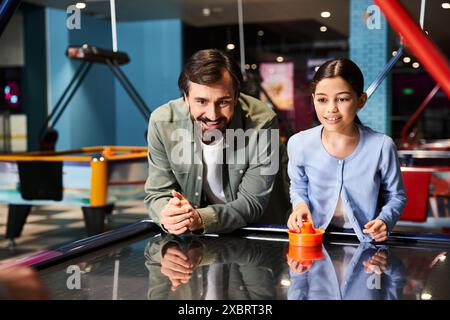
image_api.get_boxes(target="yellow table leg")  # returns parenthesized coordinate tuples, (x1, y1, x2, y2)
(90, 157, 108, 207)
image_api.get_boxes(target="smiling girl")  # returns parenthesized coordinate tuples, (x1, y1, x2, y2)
(287, 59, 407, 242)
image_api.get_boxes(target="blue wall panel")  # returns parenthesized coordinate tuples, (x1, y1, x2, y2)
(22, 4, 47, 151)
(45, 9, 182, 149)
(46, 8, 115, 149)
(115, 19, 182, 146)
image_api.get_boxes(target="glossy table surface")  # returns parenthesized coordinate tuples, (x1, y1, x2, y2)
(31, 222, 450, 300)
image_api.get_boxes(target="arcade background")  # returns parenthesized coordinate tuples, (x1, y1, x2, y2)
(0, 0, 448, 151)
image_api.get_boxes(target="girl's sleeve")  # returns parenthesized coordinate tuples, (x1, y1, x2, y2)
(287, 135, 310, 209)
(377, 136, 407, 232)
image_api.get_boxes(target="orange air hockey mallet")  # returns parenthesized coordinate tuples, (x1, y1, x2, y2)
(287, 244, 325, 271)
(288, 220, 324, 247)
(287, 220, 325, 272)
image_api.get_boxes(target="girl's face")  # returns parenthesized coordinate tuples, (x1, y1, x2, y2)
(312, 76, 366, 133)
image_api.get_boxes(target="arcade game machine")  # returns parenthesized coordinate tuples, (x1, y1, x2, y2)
(397, 85, 449, 230)
(0, 67, 25, 154)
(0, 2, 152, 244)
(373, 0, 450, 231)
(0, 0, 25, 155)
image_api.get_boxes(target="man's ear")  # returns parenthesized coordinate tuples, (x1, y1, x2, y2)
(357, 92, 367, 110)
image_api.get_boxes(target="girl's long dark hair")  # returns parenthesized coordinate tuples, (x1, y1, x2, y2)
(311, 58, 364, 125)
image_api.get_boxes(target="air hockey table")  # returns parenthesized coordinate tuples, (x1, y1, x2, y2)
(0, 146, 147, 241)
(1, 220, 449, 301)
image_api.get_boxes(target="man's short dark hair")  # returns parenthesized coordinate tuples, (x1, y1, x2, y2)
(178, 49, 243, 97)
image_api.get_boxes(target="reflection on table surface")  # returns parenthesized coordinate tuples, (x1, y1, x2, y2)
(38, 231, 450, 300)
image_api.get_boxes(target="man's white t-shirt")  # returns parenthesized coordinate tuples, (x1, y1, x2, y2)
(201, 137, 226, 204)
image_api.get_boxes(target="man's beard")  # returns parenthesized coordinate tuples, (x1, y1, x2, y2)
(194, 116, 227, 132)
(192, 116, 227, 144)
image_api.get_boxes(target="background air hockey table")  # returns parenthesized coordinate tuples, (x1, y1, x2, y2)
(2, 221, 449, 300)
(398, 150, 450, 225)
(0, 146, 147, 242)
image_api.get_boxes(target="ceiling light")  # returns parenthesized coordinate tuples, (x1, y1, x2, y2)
(251, 64, 257, 70)
(320, 26, 328, 32)
(75, 2, 86, 9)
(245, 64, 250, 70)
(276, 56, 284, 63)
(226, 43, 235, 50)
(442, 2, 450, 9)
(403, 56, 411, 63)
(202, 7, 211, 16)
(412, 62, 420, 68)
(321, 11, 331, 18)
(257, 30, 264, 37)
(392, 51, 397, 56)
